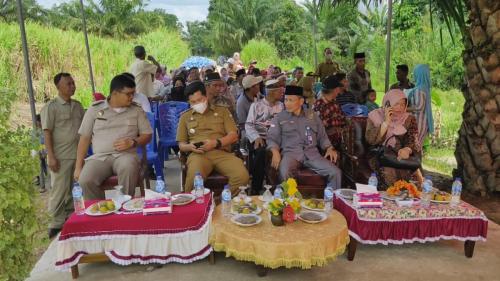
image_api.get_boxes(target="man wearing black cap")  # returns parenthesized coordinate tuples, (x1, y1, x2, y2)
(313, 75, 346, 148)
(204, 72, 236, 117)
(229, 68, 246, 101)
(267, 85, 342, 189)
(347, 52, 372, 103)
(390, 64, 415, 90)
(176, 81, 249, 193)
(245, 79, 284, 195)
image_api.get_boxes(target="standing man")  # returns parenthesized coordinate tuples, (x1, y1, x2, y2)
(316, 48, 340, 82)
(41, 73, 84, 238)
(129, 45, 159, 98)
(176, 81, 249, 193)
(347, 52, 372, 104)
(267, 85, 342, 189)
(75, 74, 152, 200)
(245, 79, 284, 195)
(390, 64, 415, 90)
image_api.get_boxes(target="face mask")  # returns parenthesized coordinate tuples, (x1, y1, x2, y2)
(192, 101, 208, 114)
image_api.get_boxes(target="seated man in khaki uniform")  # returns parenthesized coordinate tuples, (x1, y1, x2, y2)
(74, 74, 152, 199)
(177, 81, 249, 193)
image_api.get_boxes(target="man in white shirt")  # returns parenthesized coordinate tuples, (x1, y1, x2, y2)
(128, 45, 160, 98)
(245, 79, 284, 195)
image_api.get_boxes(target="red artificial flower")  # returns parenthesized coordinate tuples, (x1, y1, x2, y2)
(282, 205, 296, 223)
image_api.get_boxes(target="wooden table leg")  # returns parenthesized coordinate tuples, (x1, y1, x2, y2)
(208, 251, 215, 265)
(71, 265, 79, 279)
(256, 265, 268, 277)
(347, 236, 357, 261)
(464, 240, 475, 258)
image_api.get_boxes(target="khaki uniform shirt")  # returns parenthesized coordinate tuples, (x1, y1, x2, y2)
(40, 96, 84, 160)
(316, 61, 340, 81)
(176, 105, 237, 152)
(129, 58, 158, 97)
(78, 100, 152, 160)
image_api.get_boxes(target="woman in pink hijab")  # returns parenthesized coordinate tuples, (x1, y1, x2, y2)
(366, 89, 420, 188)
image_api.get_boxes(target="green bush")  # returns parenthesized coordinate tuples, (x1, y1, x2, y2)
(0, 22, 190, 108)
(0, 89, 40, 281)
(240, 39, 279, 70)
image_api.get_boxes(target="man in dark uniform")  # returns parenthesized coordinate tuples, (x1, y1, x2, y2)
(267, 85, 342, 189)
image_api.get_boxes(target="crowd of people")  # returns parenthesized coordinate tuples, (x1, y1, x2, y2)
(39, 44, 434, 239)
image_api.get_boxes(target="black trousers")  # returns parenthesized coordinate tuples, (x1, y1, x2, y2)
(249, 144, 267, 194)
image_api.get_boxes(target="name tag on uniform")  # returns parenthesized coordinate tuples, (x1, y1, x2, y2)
(97, 117, 107, 121)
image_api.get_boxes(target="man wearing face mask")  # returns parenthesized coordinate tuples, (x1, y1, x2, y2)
(267, 85, 342, 189)
(75, 74, 153, 200)
(315, 48, 340, 82)
(176, 81, 249, 193)
(245, 79, 284, 195)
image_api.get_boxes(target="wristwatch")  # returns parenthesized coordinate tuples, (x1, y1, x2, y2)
(215, 139, 222, 149)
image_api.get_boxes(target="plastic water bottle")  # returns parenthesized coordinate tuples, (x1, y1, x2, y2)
(324, 183, 334, 213)
(221, 184, 232, 217)
(450, 177, 462, 207)
(421, 176, 433, 208)
(305, 126, 314, 145)
(194, 172, 205, 204)
(273, 185, 283, 199)
(72, 182, 85, 215)
(155, 176, 166, 194)
(368, 173, 378, 188)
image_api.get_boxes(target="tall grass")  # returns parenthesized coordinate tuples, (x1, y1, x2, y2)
(0, 22, 190, 107)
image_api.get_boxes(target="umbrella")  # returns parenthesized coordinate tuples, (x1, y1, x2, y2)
(181, 56, 216, 69)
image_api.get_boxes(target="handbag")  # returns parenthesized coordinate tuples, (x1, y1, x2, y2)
(375, 136, 421, 170)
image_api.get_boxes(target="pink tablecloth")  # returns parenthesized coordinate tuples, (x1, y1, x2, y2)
(334, 195, 488, 245)
(56, 193, 213, 270)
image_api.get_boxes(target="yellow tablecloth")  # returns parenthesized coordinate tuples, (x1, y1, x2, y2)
(209, 197, 350, 269)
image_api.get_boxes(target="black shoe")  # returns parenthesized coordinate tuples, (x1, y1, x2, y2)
(48, 228, 61, 239)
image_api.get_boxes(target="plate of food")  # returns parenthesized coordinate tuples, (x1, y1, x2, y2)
(86, 200, 121, 216)
(301, 199, 325, 212)
(231, 214, 262, 227)
(431, 191, 451, 203)
(122, 198, 144, 211)
(231, 201, 262, 215)
(298, 211, 327, 224)
(190, 188, 211, 196)
(380, 191, 404, 201)
(172, 193, 196, 206)
(335, 189, 356, 200)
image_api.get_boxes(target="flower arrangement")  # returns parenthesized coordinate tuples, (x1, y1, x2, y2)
(267, 178, 302, 225)
(387, 180, 421, 198)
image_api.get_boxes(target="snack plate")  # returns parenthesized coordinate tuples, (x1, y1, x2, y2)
(298, 211, 327, 224)
(301, 200, 326, 212)
(335, 189, 356, 200)
(85, 200, 121, 216)
(172, 194, 196, 206)
(231, 205, 262, 215)
(122, 198, 144, 211)
(231, 214, 262, 227)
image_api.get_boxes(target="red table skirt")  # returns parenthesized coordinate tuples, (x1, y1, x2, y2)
(56, 194, 214, 270)
(334, 196, 488, 245)
(60, 193, 212, 240)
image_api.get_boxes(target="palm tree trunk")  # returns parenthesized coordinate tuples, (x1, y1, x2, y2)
(455, 0, 499, 195)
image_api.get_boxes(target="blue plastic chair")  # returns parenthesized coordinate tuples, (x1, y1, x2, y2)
(138, 112, 164, 179)
(158, 101, 189, 161)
